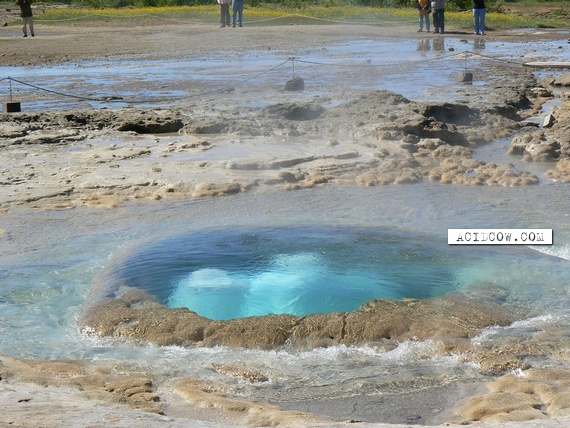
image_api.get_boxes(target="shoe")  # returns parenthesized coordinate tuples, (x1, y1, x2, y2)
(23, 34, 27, 37)
(221, 25, 225, 28)
(239, 24, 242, 27)
(232, 24, 235, 27)
(434, 29, 439, 34)
(417, 29, 423, 32)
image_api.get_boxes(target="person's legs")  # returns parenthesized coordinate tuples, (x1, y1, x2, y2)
(220, 4, 230, 27)
(225, 5, 231, 27)
(433, 11, 440, 33)
(232, 3, 243, 27)
(418, 15, 424, 31)
(28, 17, 34, 36)
(474, 9, 480, 33)
(439, 10, 445, 33)
(474, 9, 486, 34)
(21, 17, 27, 36)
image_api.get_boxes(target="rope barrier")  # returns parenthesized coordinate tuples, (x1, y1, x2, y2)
(1, 48, 530, 108)
(27, 10, 418, 26)
(1, 59, 291, 105)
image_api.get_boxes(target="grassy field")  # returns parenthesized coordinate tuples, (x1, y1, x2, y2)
(1, 3, 569, 31)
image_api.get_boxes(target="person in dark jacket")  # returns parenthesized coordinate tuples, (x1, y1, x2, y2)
(431, 0, 445, 34)
(16, 0, 34, 37)
(473, 0, 486, 35)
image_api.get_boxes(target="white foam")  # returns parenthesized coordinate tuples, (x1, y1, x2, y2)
(472, 314, 566, 345)
(530, 243, 570, 261)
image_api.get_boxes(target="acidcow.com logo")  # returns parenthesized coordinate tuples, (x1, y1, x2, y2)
(448, 229, 553, 245)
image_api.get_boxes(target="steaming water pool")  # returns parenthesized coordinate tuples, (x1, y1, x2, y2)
(93, 224, 564, 322)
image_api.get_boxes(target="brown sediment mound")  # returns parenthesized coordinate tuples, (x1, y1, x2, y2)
(173, 378, 330, 427)
(0, 355, 162, 414)
(453, 369, 570, 423)
(0, 355, 330, 426)
(79, 289, 517, 351)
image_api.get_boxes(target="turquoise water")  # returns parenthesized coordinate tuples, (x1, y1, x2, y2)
(94, 225, 563, 321)
(3, 183, 568, 356)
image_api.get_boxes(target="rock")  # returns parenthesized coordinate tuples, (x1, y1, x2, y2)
(546, 158, 570, 182)
(458, 72, 473, 83)
(542, 113, 556, 128)
(264, 102, 324, 121)
(552, 73, 570, 86)
(284, 76, 305, 91)
(431, 144, 473, 159)
(526, 140, 560, 161)
(509, 132, 561, 161)
(421, 103, 476, 126)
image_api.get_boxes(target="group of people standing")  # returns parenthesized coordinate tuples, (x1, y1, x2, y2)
(217, 0, 244, 28)
(416, 0, 486, 35)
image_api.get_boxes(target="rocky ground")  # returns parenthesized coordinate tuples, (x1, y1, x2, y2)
(1, 16, 570, 428)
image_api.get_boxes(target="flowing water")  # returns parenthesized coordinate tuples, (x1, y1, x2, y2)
(1, 36, 569, 424)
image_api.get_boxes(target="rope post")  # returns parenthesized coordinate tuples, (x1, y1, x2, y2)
(458, 52, 473, 84)
(3, 77, 21, 113)
(291, 57, 296, 79)
(284, 57, 305, 92)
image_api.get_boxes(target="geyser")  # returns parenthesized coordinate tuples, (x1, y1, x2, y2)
(99, 226, 464, 320)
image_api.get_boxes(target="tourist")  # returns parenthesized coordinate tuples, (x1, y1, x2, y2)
(473, 0, 486, 35)
(217, 0, 231, 28)
(15, 0, 34, 37)
(232, 0, 244, 28)
(416, 0, 431, 32)
(431, 0, 445, 34)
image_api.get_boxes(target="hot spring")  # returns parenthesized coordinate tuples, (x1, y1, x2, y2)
(3, 184, 570, 425)
(95, 226, 461, 320)
(92, 224, 560, 322)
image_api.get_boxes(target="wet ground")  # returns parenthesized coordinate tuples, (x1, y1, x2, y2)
(3, 37, 570, 112)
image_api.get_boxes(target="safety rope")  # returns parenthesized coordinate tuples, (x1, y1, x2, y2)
(0, 50, 529, 107)
(1, 59, 291, 105)
(25, 10, 417, 26)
